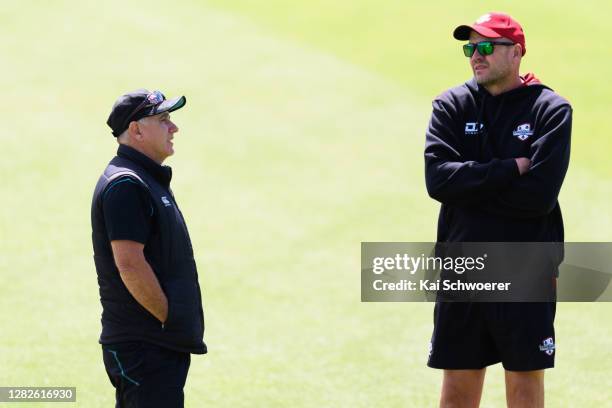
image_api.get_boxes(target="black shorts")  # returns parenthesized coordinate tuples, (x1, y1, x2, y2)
(102, 341, 191, 408)
(427, 302, 556, 371)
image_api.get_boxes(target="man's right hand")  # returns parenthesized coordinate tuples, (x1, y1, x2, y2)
(515, 157, 532, 175)
(111, 240, 169, 324)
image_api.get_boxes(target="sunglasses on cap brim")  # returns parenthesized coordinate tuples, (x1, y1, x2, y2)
(122, 90, 166, 129)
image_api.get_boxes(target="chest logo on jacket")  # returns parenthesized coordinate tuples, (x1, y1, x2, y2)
(465, 122, 484, 135)
(512, 123, 534, 141)
(161, 196, 172, 207)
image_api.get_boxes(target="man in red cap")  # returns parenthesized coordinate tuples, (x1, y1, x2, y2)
(425, 13, 572, 408)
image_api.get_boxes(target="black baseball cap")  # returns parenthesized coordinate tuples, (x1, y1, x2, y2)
(106, 89, 186, 137)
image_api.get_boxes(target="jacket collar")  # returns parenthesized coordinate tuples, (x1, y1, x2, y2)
(466, 73, 550, 99)
(117, 144, 172, 188)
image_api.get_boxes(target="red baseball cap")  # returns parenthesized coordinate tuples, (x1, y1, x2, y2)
(453, 12, 526, 56)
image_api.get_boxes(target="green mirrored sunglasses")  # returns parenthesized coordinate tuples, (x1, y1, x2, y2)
(463, 41, 515, 57)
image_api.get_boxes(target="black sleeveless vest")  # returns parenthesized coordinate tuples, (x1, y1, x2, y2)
(91, 146, 206, 354)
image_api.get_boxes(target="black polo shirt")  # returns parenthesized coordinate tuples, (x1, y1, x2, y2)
(102, 145, 171, 245)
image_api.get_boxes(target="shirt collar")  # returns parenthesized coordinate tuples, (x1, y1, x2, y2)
(117, 144, 172, 187)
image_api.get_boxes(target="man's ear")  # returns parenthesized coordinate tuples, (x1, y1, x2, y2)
(127, 121, 143, 141)
(514, 44, 522, 59)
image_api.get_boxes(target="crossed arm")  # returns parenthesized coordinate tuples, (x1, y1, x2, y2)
(424, 99, 572, 218)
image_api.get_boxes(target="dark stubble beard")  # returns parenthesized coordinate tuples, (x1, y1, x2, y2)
(475, 63, 511, 88)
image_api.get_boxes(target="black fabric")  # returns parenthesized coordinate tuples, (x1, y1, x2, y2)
(102, 341, 190, 408)
(428, 302, 556, 371)
(425, 77, 572, 242)
(102, 178, 152, 244)
(91, 144, 206, 354)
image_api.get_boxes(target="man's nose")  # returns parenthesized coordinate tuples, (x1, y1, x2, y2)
(471, 48, 485, 62)
(169, 120, 179, 133)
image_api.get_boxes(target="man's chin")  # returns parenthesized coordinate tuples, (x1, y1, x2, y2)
(160, 150, 174, 163)
(475, 75, 493, 86)
(474, 72, 486, 82)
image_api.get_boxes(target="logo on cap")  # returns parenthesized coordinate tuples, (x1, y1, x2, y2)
(475, 14, 492, 24)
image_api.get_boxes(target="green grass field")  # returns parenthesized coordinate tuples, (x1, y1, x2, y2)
(1, 0, 611, 406)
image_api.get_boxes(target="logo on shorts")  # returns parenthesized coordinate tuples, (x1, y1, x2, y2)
(465, 122, 484, 135)
(428, 341, 433, 357)
(512, 123, 534, 141)
(539, 337, 555, 356)
(161, 196, 172, 207)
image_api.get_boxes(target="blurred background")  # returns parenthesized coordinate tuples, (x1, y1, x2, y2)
(1, 0, 610, 406)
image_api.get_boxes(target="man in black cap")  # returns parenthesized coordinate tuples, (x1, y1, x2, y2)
(425, 13, 571, 408)
(91, 89, 206, 407)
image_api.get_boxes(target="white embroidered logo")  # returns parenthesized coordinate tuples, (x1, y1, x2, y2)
(465, 122, 484, 135)
(161, 196, 172, 207)
(475, 14, 492, 24)
(539, 337, 555, 356)
(512, 123, 534, 141)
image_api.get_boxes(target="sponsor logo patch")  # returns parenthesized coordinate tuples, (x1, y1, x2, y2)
(539, 337, 555, 356)
(465, 122, 484, 135)
(512, 123, 534, 141)
(161, 196, 172, 207)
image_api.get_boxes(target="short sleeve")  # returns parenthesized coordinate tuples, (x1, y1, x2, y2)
(102, 177, 153, 244)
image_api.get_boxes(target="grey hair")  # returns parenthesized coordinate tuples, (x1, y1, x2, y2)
(116, 130, 129, 144)
(116, 117, 149, 144)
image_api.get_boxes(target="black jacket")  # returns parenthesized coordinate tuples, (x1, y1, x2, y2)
(91, 145, 206, 354)
(425, 74, 572, 242)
